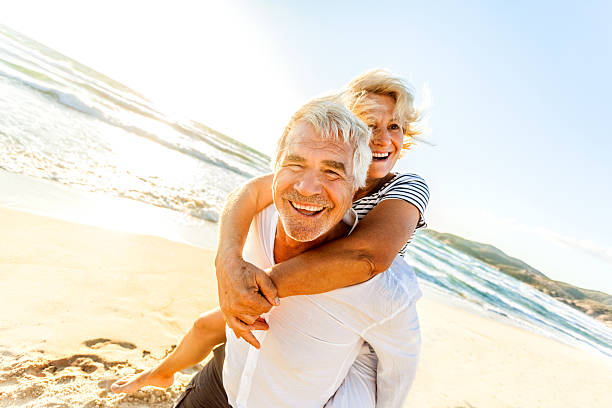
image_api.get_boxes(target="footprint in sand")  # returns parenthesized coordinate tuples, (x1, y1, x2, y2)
(0, 348, 19, 358)
(83, 338, 136, 350)
(47, 354, 122, 373)
(97, 378, 119, 389)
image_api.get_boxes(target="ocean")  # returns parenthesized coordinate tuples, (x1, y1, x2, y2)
(1, 24, 611, 359)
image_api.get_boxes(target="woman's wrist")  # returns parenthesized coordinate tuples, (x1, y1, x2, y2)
(215, 246, 243, 276)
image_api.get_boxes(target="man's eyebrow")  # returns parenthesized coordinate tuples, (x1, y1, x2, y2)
(284, 154, 305, 162)
(322, 160, 346, 173)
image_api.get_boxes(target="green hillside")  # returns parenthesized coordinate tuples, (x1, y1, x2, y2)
(423, 229, 612, 327)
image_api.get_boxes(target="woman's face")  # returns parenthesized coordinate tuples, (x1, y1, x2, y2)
(360, 94, 404, 181)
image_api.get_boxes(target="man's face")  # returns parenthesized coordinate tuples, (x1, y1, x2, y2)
(273, 121, 356, 242)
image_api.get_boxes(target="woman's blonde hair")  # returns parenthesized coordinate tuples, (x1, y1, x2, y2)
(345, 69, 421, 150)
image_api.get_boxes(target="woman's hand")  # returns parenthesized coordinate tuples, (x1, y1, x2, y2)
(216, 252, 279, 348)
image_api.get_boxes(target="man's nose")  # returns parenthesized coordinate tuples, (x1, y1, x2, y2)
(294, 170, 323, 196)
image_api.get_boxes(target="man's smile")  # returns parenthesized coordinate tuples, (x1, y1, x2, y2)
(289, 200, 327, 216)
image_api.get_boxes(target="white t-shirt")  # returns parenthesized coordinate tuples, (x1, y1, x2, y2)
(222, 205, 422, 408)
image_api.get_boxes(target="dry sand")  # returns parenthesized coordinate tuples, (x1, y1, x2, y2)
(1, 207, 611, 407)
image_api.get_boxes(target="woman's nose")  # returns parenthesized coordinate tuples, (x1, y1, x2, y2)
(371, 127, 391, 146)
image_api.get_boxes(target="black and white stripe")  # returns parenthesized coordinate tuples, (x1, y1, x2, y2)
(352, 173, 429, 255)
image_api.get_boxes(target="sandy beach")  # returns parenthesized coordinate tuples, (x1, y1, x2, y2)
(1, 207, 611, 407)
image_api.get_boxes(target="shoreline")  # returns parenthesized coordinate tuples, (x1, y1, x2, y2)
(418, 280, 612, 360)
(0, 169, 219, 249)
(1, 206, 611, 407)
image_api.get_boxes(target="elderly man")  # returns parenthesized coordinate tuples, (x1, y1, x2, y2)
(176, 98, 421, 408)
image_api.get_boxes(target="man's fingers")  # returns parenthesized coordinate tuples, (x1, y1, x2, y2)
(255, 270, 280, 306)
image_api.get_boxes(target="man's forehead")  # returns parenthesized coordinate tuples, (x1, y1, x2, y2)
(285, 123, 353, 158)
(284, 153, 347, 173)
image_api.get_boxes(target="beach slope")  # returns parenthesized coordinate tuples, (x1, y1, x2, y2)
(0, 207, 218, 406)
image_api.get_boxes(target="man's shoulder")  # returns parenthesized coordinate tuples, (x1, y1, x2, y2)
(258, 204, 278, 220)
(252, 204, 278, 238)
(243, 205, 278, 269)
(309, 255, 422, 322)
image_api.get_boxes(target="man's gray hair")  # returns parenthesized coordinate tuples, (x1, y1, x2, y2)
(274, 96, 372, 189)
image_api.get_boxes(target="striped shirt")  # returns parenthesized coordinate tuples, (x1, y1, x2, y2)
(351, 172, 429, 255)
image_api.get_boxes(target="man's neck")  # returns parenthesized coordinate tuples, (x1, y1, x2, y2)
(273, 219, 349, 264)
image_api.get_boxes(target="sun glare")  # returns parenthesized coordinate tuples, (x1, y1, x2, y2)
(5, 1, 301, 155)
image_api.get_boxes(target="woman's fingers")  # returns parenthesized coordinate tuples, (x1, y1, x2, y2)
(255, 269, 280, 306)
(227, 315, 261, 349)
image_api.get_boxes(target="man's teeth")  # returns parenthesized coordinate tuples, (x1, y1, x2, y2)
(373, 152, 390, 158)
(292, 202, 324, 212)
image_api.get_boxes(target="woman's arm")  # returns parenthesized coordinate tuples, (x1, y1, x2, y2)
(216, 173, 422, 346)
(215, 173, 274, 263)
(269, 199, 420, 297)
(215, 173, 278, 348)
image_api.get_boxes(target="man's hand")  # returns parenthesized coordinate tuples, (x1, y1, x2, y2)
(216, 253, 279, 348)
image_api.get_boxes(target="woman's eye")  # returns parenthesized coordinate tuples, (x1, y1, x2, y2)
(286, 164, 303, 170)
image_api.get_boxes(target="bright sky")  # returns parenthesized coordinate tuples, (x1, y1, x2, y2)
(4, 0, 612, 293)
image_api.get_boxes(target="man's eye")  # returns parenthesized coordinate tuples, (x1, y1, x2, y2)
(285, 164, 303, 170)
(389, 123, 401, 131)
(325, 170, 341, 179)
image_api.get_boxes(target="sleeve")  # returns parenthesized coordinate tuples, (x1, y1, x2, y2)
(362, 302, 421, 408)
(379, 174, 429, 229)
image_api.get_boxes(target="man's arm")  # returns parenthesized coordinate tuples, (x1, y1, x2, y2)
(362, 302, 421, 408)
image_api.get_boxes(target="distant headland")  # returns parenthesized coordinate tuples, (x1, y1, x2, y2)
(423, 229, 612, 328)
